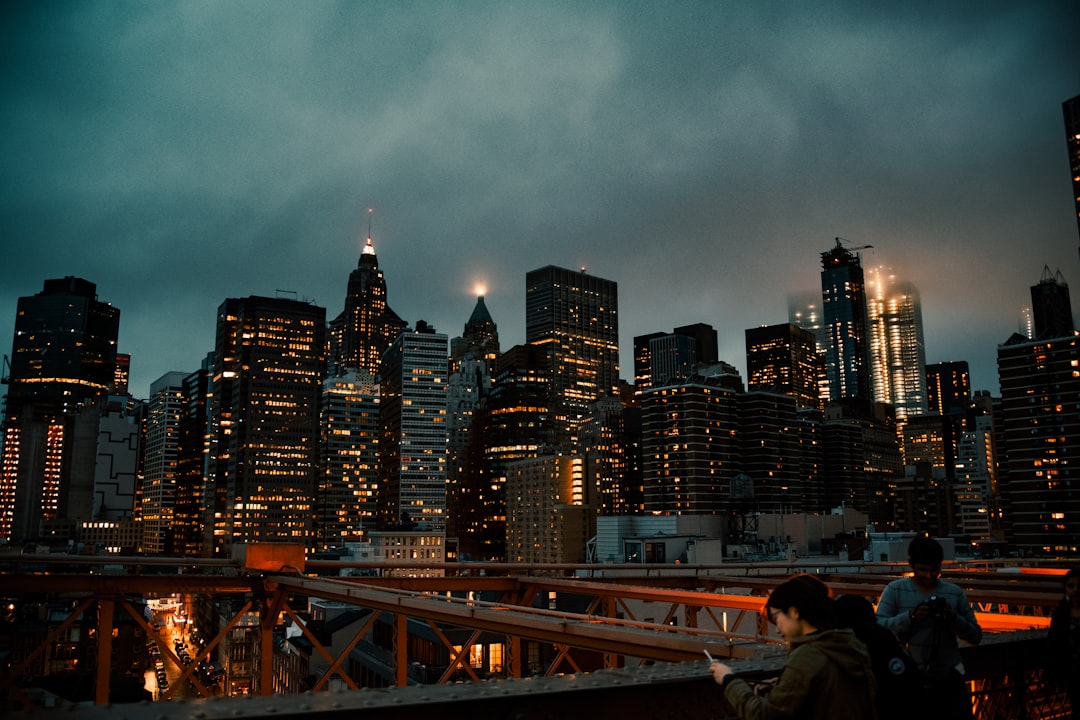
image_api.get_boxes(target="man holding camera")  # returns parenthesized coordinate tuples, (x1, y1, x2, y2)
(876, 535, 983, 719)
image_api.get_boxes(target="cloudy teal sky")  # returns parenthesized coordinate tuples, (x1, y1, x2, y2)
(2, 1, 1078, 397)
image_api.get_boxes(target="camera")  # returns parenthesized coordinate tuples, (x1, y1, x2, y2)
(924, 595, 949, 619)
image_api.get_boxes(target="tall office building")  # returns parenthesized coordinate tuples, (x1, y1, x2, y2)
(446, 296, 499, 555)
(505, 454, 593, 564)
(820, 239, 873, 402)
(208, 296, 326, 555)
(1, 277, 120, 543)
(1029, 266, 1076, 340)
(821, 399, 902, 527)
(867, 269, 928, 420)
(317, 369, 380, 550)
(744, 323, 820, 409)
(926, 361, 972, 416)
(997, 332, 1079, 555)
(634, 324, 718, 394)
(453, 343, 551, 561)
(378, 321, 448, 530)
(525, 266, 619, 444)
(140, 372, 188, 554)
(1064, 94, 1080, 256)
(632, 332, 665, 392)
(641, 369, 743, 515)
(173, 361, 212, 557)
(739, 391, 807, 515)
(338, 231, 406, 376)
(954, 414, 996, 540)
(447, 295, 499, 486)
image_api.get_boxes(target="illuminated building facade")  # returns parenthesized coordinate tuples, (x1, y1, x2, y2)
(339, 233, 406, 376)
(0, 277, 120, 543)
(867, 269, 928, 420)
(633, 324, 717, 394)
(505, 454, 593, 564)
(209, 296, 327, 555)
(926, 361, 972, 416)
(113, 353, 130, 395)
(954, 413, 995, 540)
(317, 369, 380, 550)
(446, 296, 500, 557)
(377, 321, 448, 530)
(525, 266, 619, 444)
(141, 372, 187, 554)
(820, 240, 873, 402)
(578, 396, 640, 516)
(453, 343, 551, 561)
(997, 333, 1079, 555)
(641, 370, 743, 515)
(739, 391, 815, 515)
(821, 400, 902, 527)
(744, 323, 820, 410)
(173, 361, 212, 557)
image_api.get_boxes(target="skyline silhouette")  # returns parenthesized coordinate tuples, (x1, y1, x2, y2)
(2, 2, 1078, 397)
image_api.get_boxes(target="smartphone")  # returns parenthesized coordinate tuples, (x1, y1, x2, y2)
(703, 649, 715, 663)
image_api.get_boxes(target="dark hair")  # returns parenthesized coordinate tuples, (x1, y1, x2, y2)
(834, 594, 877, 627)
(766, 574, 837, 630)
(907, 535, 943, 565)
(1062, 568, 1080, 586)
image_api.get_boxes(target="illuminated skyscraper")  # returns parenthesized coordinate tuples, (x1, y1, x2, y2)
(525, 266, 619, 444)
(926, 361, 971, 416)
(997, 332, 1080, 555)
(173, 360, 211, 557)
(820, 239, 873, 402)
(637, 323, 718, 388)
(1, 277, 120, 543)
(744, 323, 820, 409)
(505, 454, 592, 564)
(339, 229, 406, 376)
(453, 343, 551, 561)
(317, 369, 379, 550)
(208, 296, 326, 554)
(378, 321, 448, 530)
(867, 269, 928, 420)
(641, 368, 743, 515)
(446, 295, 499, 557)
(141, 371, 187, 554)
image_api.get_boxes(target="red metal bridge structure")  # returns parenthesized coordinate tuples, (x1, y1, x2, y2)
(2, 553, 1072, 719)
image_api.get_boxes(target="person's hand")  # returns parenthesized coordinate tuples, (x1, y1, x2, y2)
(909, 603, 931, 622)
(710, 661, 733, 685)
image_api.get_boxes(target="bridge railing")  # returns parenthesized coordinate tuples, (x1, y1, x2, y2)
(7, 630, 1071, 720)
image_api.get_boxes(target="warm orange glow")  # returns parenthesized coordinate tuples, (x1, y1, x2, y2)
(473, 283, 486, 297)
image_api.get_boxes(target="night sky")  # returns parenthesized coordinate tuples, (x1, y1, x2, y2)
(2, 1, 1078, 399)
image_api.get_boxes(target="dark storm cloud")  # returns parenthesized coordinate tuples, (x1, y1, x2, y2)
(2, 1, 1078, 398)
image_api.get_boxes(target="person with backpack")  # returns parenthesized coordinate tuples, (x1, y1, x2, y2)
(876, 536, 982, 720)
(709, 574, 877, 719)
(836, 594, 919, 720)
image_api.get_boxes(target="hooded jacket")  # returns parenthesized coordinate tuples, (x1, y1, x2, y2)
(723, 628, 877, 720)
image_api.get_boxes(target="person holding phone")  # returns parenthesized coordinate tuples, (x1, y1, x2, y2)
(709, 574, 877, 719)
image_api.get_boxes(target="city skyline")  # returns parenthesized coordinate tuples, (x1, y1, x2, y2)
(2, 2, 1079, 399)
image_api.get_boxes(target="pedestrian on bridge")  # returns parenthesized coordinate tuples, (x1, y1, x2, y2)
(709, 574, 877, 719)
(875, 535, 982, 720)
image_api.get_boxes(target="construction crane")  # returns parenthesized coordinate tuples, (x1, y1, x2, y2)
(834, 236, 873, 253)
